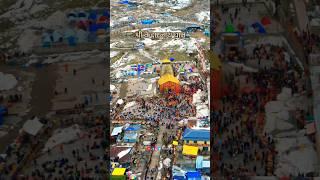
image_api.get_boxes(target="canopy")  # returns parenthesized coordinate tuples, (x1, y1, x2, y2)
(111, 126, 123, 136)
(261, 16, 271, 26)
(225, 24, 235, 33)
(112, 168, 126, 175)
(158, 74, 180, 86)
(22, 117, 43, 136)
(182, 145, 198, 156)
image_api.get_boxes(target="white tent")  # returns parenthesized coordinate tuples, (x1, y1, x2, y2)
(163, 158, 171, 167)
(118, 148, 131, 159)
(117, 99, 124, 105)
(111, 126, 123, 136)
(110, 84, 116, 92)
(22, 117, 43, 136)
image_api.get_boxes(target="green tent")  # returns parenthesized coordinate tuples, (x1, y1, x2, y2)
(225, 24, 235, 33)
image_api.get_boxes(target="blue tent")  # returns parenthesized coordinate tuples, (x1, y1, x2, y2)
(141, 19, 155, 24)
(89, 23, 98, 32)
(0, 106, 7, 126)
(67, 36, 77, 46)
(88, 10, 97, 21)
(97, 23, 107, 30)
(252, 22, 266, 34)
(78, 11, 87, 18)
(118, 0, 129, 4)
(186, 171, 201, 180)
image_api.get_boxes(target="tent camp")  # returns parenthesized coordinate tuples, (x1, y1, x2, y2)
(22, 117, 43, 136)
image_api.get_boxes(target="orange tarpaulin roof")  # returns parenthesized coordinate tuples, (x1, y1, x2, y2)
(158, 74, 180, 86)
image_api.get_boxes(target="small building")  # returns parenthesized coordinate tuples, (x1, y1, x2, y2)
(182, 128, 210, 151)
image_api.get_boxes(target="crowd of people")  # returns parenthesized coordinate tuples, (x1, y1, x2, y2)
(213, 40, 308, 178)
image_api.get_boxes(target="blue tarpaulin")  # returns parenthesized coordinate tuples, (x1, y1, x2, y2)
(89, 23, 98, 32)
(173, 176, 185, 180)
(118, 0, 129, 4)
(123, 132, 138, 143)
(186, 171, 201, 180)
(103, 9, 110, 17)
(0, 106, 7, 126)
(88, 10, 97, 20)
(97, 23, 107, 30)
(252, 22, 266, 34)
(125, 124, 141, 131)
(141, 19, 155, 24)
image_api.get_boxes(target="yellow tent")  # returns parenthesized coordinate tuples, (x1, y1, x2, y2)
(161, 59, 171, 64)
(158, 74, 180, 86)
(112, 168, 126, 176)
(172, 141, 178, 146)
(182, 145, 198, 156)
